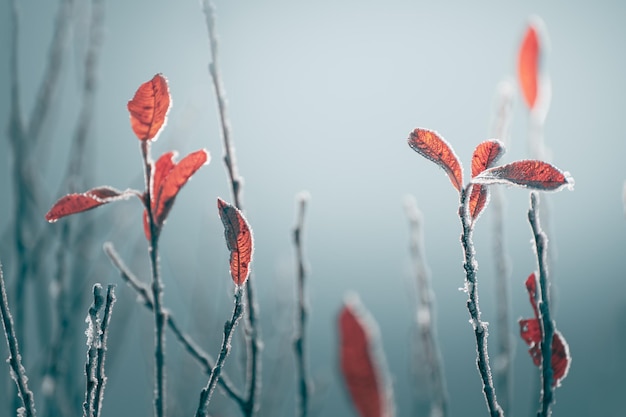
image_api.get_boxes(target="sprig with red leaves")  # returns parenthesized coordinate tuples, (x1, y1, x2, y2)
(407, 127, 573, 417)
(520, 193, 571, 417)
(195, 198, 253, 417)
(46, 74, 209, 417)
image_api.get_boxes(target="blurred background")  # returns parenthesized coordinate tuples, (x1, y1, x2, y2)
(0, 0, 625, 416)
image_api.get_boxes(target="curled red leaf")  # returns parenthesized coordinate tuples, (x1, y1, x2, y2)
(408, 128, 463, 193)
(46, 186, 134, 222)
(339, 296, 392, 417)
(468, 140, 505, 222)
(472, 160, 573, 192)
(519, 273, 571, 387)
(518, 24, 540, 109)
(217, 198, 254, 286)
(128, 73, 171, 141)
(143, 149, 210, 240)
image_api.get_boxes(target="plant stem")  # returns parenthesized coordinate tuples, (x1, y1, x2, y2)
(93, 284, 116, 417)
(195, 287, 245, 417)
(83, 284, 104, 417)
(102, 242, 245, 406)
(0, 261, 37, 417)
(458, 186, 503, 417)
(527, 193, 555, 417)
(293, 192, 312, 417)
(405, 195, 448, 417)
(202, 2, 261, 415)
(141, 141, 166, 417)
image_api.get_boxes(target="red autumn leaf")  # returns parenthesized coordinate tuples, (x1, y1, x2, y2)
(468, 140, 505, 221)
(142, 149, 210, 240)
(468, 185, 489, 222)
(153, 149, 209, 226)
(339, 296, 392, 417)
(217, 198, 254, 286)
(519, 273, 571, 387)
(518, 24, 540, 109)
(46, 186, 135, 222)
(471, 140, 505, 178)
(127, 73, 171, 141)
(408, 128, 463, 193)
(473, 160, 573, 192)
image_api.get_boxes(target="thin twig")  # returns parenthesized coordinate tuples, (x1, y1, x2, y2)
(141, 140, 166, 417)
(458, 186, 503, 417)
(528, 193, 556, 417)
(405, 195, 448, 417)
(0, 261, 37, 417)
(293, 192, 312, 417)
(83, 284, 105, 417)
(202, 2, 261, 415)
(195, 287, 246, 417)
(102, 242, 245, 406)
(93, 284, 116, 417)
(490, 81, 514, 416)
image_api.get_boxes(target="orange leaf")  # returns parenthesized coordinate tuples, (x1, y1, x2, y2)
(518, 24, 540, 109)
(471, 140, 505, 178)
(339, 296, 392, 417)
(468, 185, 490, 223)
(473, 160, 573, 192)
(153, 149, 209, 226)
(127, 74, 171, 141)
(408, 128, 463, 192)
(46, 186, 134, 222)
(468, 140, 504, 222)
(217, 198, 254, 286)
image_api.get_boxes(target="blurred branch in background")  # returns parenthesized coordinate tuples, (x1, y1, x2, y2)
(489, 80, 514, 417)
(404, 195, 448, 417)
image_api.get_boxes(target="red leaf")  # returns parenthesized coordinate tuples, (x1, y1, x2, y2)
(46, 186, 133, 222)
(471, 140, 505, 178)
(551, 330, 571, 387)
(217, 198, 254, 286)
(408, 128, 463, 193)
(153, 149, 209, 226)
(518, 24, 540, 109)
(468, 185, 490, 223)
(127, 74, 171, 141)
(339, 296, 392, 417)
(519, 272, 571, 387)
(467, 140, 504, 222)
(473, 160, 573, 191)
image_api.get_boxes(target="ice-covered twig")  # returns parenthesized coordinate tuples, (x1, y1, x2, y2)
(404, 195, 448, 417)
(202, 2, 261, 415)
(102, 242, 245, 406)
(293, 192, 312, 417)
(93, 285, 116, 417)
(83, 284, 105, 417)
(458, 187, 503, 417)
(0, 261, 37, 417)
(528, 193, 556, 417)
(195, 287, 245, 417)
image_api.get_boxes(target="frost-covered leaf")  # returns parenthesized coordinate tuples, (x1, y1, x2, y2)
(473, 160, 573, 191)
(127, 73, 171, 141)
(217, 198, 254, 286)
(143, 149, 210, 240)
(46, 187, 135, 222)
(339, 295, 393, 417)
(153, 149, 209, 226)
(408, 128, 463, 193)
(468, 140, 505, 222)
(518, 273, 571, 387)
